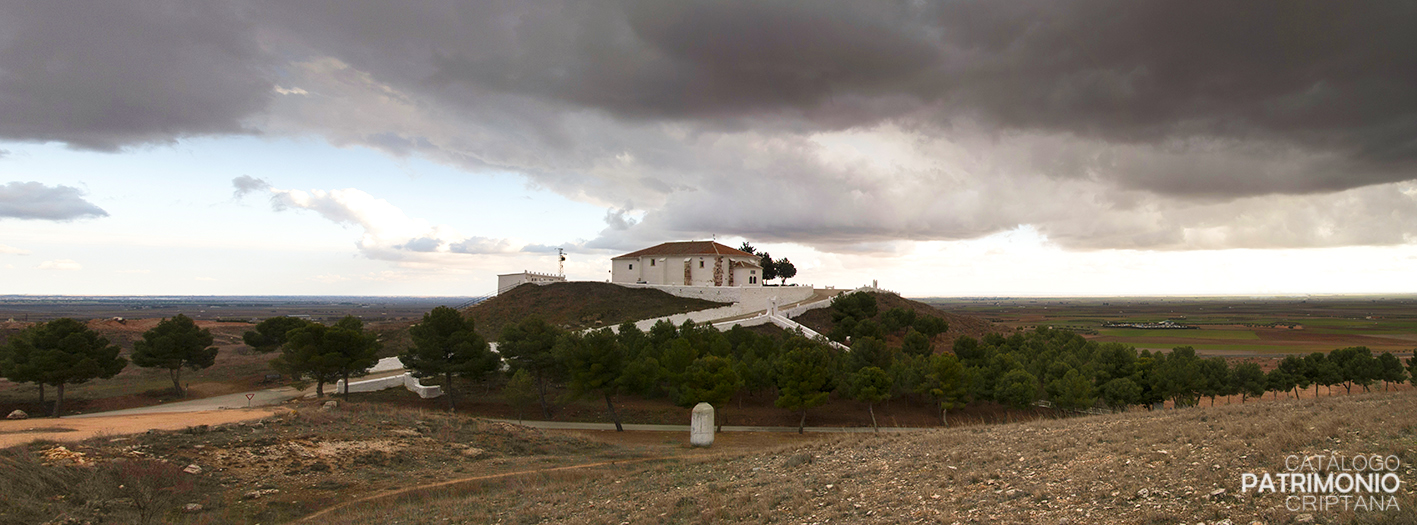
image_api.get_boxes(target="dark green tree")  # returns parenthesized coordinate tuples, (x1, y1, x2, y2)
(830, 292, 878, 323)
(998, 369, 1039, 409)
(758, 252, 778, 282)
(1198, 357, 1232, 406)
(852, 318, 885, 341)
(738, 241, 756, 255)
(498, 317, 565, 419)
(1099, 377, 1140, 411)
(1, 318, 127, 417)
(131, 314, 218, 397)
(880, 308, 918, 333)
(1277, 355, 1311, 398)
(849, 366, 893, 431)
(774, 258, 797, 285)
(271, 316, 380, 398)
(952, 336, 988, 366)
(0, 330, 46, 405)
(911, 315, 949, 339)
(1152, 347, 1204, 407)
(560, 328, 629, 431)
(1376, 352, 1407, 391)
(920, 352, 970, 425)
(403, 306, 499, 410)
(241, 316, 311, 353)
(1047, 368, 1096, 412)
(900, 329, 933, 358)
(1305, 352, 1341, 396)
(677, 355, 744, 429)
(774, 338, 835, 433)
(1266, 367, 1297, 400)
(847, 336, 891, 371)
(1230, 362, 1267, 403)
(504, 369, 537, 424)
(1329, 347, 1381, 394)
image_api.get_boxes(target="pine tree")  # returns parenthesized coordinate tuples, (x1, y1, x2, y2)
(1, 318, 127, 417)
(131, 314, 218, 396)
(402, 306, 497, 411)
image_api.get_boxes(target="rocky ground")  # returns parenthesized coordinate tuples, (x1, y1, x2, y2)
(0, 401, 649, 524)
(325, 392, 1416, 525)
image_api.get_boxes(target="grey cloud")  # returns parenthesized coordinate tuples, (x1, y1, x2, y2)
(447, 237, 515, 255)
(398, 236, 443, 252)
(232, 175, 271, 198)
(0, 1, 273, 149)
(0, 181, 108, 221)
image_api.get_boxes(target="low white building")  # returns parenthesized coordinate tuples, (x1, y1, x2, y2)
(497, 271, 566, 295)
(611, 241, 762, 287)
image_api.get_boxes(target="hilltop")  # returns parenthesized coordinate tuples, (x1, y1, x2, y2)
(463, 282, 726, 340)
(792, 291, 999, 347)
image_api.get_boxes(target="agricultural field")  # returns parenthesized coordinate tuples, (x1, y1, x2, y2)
(923, 296, 1417, 356)
(0, 296, 473, 324)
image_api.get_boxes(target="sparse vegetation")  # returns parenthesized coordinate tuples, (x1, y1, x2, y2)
(318, 391, 1417, 524)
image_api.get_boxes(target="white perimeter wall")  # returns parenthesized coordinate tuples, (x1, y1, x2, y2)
(615, 283, 812, 305)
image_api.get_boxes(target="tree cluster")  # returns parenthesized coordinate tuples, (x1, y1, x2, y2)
(1, 314, 222, 417)
(245, 315, 382, 398)
(826, 291, 948, 344)
(0, 318, 127, 417)
(738, 241, 798, 285)
(950, 328, 1413, 413)
(493, 313, 968, 433)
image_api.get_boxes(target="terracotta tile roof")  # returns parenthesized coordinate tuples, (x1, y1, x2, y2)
(612, 241, 758, 259)
(730, 260, 762, 268)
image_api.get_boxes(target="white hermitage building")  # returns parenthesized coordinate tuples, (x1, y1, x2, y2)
(611, 241, 763, 287)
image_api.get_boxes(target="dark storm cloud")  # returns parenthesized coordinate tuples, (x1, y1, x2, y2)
(920, 0, 1417, 196)
(0, 182, 108, 221)
(3, 1, 1414, 251)
(249, 1, 1417, 198)
(422, 0, 940, 119)
(0, 1, 273, 149)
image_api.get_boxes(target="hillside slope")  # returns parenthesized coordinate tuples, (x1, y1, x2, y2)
(464, 282, 726, 340)
(792, 291, 999, 347)
(359, 391, 1417, 524)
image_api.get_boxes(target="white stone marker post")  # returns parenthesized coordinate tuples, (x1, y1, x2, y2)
(690, 402, 715, 447)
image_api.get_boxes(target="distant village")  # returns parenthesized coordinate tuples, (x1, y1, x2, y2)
(1100, 320, 1197, 330)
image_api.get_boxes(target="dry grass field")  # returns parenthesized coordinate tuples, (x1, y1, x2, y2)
(317, 391, 1415, 525)
(2, 390, 1413, 524)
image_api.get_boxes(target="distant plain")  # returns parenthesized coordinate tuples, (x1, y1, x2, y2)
(924, 295, 1417, 355)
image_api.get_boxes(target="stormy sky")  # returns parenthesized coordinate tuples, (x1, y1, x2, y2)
(2, 1, 1415, 295)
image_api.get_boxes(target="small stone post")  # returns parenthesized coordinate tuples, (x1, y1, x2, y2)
(690, 402, 715, 447)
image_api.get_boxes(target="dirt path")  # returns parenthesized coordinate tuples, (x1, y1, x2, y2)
(297, 455, 678, 523)
(0, 407, 285, 448)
